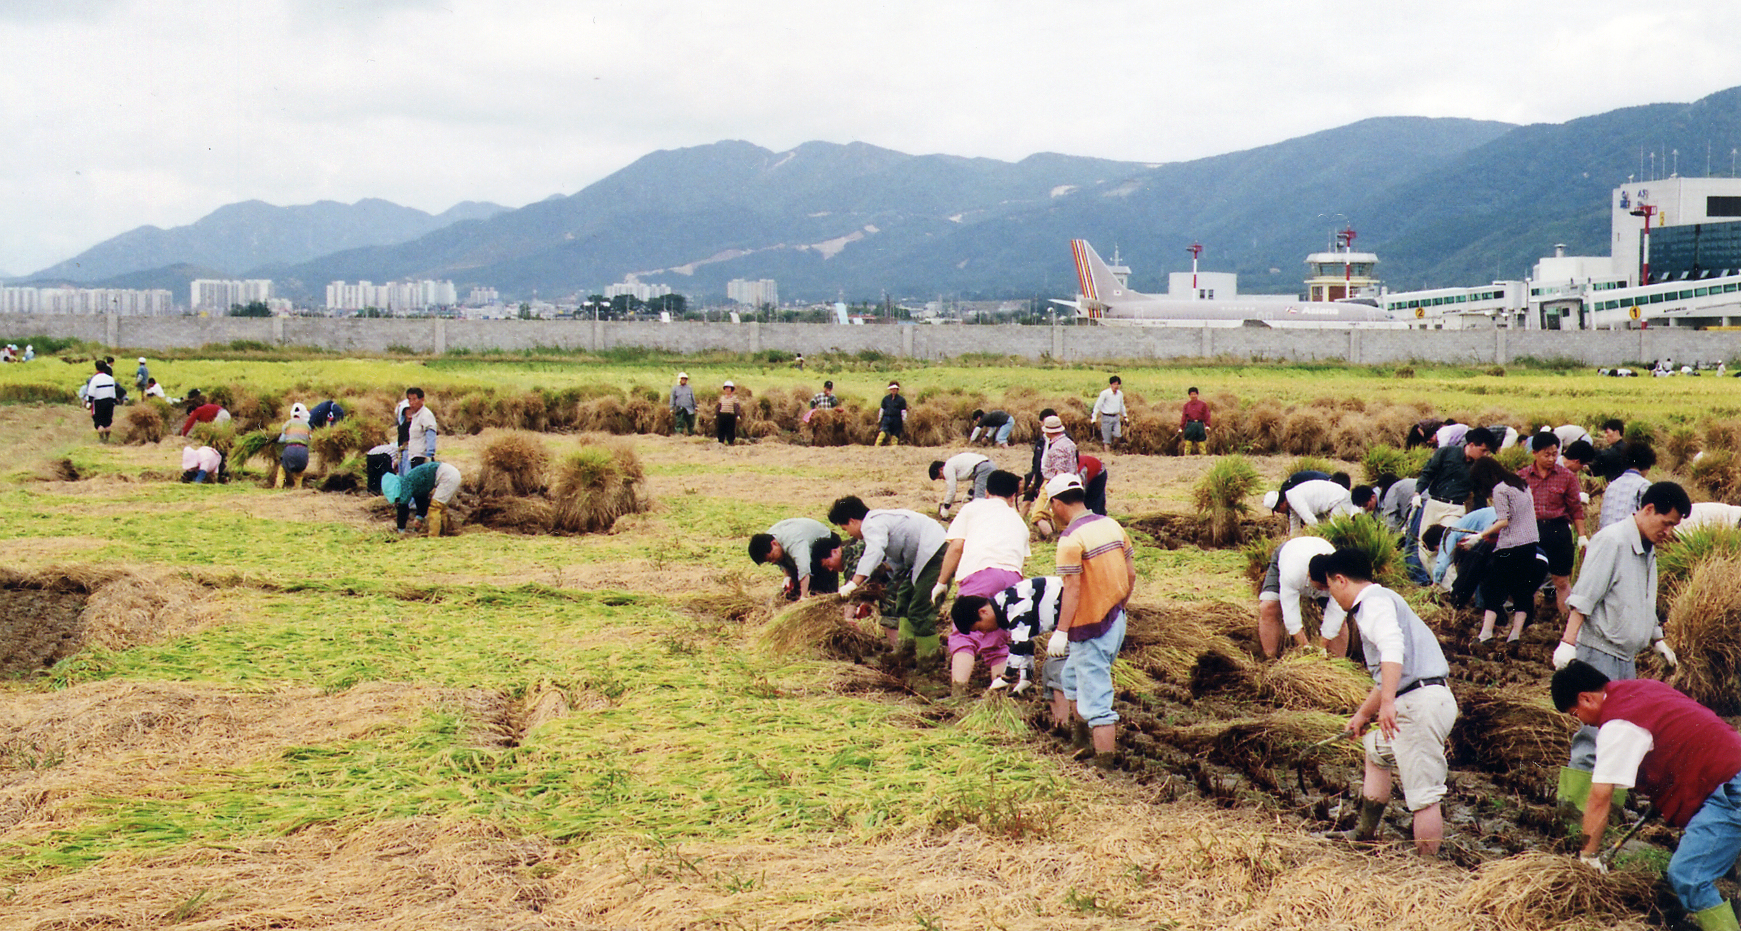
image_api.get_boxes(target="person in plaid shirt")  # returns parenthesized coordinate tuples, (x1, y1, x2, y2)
(1520, 431, 1586, 617)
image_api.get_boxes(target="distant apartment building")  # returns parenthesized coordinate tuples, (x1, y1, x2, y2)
(727, 278, 778, 307)
(191, 279, 272, 314)
(325, 279, 458, 312)
(465, 286, 499, 307)
(604, 275, 672, 302)
(2, 286, 174, 316)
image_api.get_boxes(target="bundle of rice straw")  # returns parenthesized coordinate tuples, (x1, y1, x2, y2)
(1666, 554, 1741, 714)
(1123, 601, 1254, 686)
(802, 408, 853, 447)
(474, 432, 551, 497)
(466, 496, 555, 534)
(1449, 684, 1575, 771)
(1111, 658, 1160, 697)
(309, 419, 368, 471)
(117, 401, 167, 444)
(227, 428, 278, 468)
(754, 598, 881, 660)
(1455, 851, 1658, 931)
(549, 442, 645, 534)
(954, 693, 1031, 738)
(1190, 455, 1262, 546)
(1256, 650, 1372, 713)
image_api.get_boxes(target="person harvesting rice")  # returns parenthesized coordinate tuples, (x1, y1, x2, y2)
(1554, 660, 1741, 931)
(278, 403, 313, 489)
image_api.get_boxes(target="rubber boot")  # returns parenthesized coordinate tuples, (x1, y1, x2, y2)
(1348, 797, 1386, 842)
(427, 501, 447, 537)
(291, 471, 304, 490)
(1694, 902, 1741, 931)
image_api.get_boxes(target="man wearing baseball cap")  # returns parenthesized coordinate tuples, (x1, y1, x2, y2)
(1045, 471, 1135, 769)
(669, 372, 696, 436)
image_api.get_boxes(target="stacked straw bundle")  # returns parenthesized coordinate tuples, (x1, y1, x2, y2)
(1666, 554, 1741, 714)
(117, 400, 171, 444)
(474, 432, 551, 497)
(309, 419, 369, 471)
(1191, 455, 1262, 546)
(550, 441, 645, 534)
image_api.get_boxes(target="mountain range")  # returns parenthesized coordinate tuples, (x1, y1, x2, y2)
(21, 85, 1741, 303)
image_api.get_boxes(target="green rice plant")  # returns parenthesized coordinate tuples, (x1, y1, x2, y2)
(1494, 444, 1531, 472)
(1191, 454, 1261, 546)
(1362, 444, 1411, 484)
(1285, 456, 1335, 478)
(309, 418, 368, 470)
(1309, 513, 1405, 588)
(1240, 539, 1277, 595)
(227, 428, 279, 469)
(954, 694, 1032, 738)
(1658, 524, 1741, 589)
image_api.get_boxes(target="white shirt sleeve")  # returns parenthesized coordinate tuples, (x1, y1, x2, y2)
(1319, 596, 1348, 642)
(1590, 720, 1654, 788)
(1356, 592, 1405, 665)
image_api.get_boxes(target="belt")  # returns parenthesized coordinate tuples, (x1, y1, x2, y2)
(1396, 676, 1447, 698)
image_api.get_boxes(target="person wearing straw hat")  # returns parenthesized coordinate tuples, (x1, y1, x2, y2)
(875, 381, 908, 446)
(715, 380, 741, 445)
(1553, 660, 1741, 931)
(1045, 472, 1134, 769)
(1309, 547, 1456, 856)
(669, 372, 696, 436)
(1027, 414, 1079, 537)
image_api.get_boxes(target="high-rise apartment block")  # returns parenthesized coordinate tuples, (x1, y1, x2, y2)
(727, 278, 778, 307)
(191, 279, 273, 313)
(604, 275, 673, 302)
(2, 286, 174, 315)
(325, 280, 458, 312)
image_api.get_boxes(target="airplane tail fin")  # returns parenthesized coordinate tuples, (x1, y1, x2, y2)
(1069, 240, 1125, 315)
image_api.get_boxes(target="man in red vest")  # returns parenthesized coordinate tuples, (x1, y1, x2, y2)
(1553, 660, 1741, 931)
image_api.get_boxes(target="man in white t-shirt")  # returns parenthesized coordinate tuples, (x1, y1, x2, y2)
(1255, 535, 1344, 658)
(1090, 375, 1126, 448)
(933, 470, 1030, 608)
(1264, 478, 1357, 537)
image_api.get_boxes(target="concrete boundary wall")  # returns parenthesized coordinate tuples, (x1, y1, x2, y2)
(3, 314, 1739, 366)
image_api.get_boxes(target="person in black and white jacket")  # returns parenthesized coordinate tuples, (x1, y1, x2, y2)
(84, 360, 118, 443)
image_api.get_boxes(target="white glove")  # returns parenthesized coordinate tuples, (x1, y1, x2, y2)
(1011, 677, 1033, 696)
(988, 676, 1010, 690)
(837, 581, 859, 601)
(1654, 640, 1678, 668)
(1047, 630, 1069, 657)
(937, 503, 951, 520)
(1579, 491, 1591, 504)
(1578, 536, 1590, 550)
(1553, 641, 1578, 670)
(1579, 853, 1608, 874)
(930, 582, 948, 603)
(1410, 493, 1422, 510)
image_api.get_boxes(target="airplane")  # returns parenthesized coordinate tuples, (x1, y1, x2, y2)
(1051, 239, 1398, 327)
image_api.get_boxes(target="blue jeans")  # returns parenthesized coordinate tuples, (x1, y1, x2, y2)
(1668, 772, 1741, 912)
(1060, 609, 1126, 728)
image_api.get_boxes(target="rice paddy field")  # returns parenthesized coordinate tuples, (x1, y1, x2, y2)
(1, 350, 1738, 930)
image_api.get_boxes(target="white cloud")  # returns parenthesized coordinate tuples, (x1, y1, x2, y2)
(3, 0, 1740, 273)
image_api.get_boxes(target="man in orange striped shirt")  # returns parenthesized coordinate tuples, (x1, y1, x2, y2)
(1045, 473, 1136, 768)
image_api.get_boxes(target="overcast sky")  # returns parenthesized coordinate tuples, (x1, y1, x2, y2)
(4, 0, 1739, 276)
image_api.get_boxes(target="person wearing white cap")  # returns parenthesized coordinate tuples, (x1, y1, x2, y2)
(669, 372, 696, 436)
(716, 380, 742, 445)
(135, 357, 150, 392)
(1265, 479, 1358, 537)
(278, 403, 313, 489)
(1045, 471, 1135, 769)
(875, 381, 908, 446)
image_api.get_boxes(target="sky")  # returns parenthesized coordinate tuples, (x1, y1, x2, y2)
(4, 0, 1740, 277)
